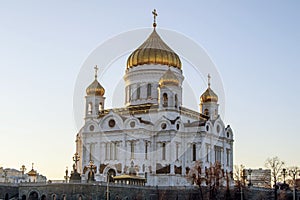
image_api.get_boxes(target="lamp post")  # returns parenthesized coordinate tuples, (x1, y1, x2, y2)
(282, 168, 287, 184)
(64, 167, 69, 183)
(248, 169, 253, 187)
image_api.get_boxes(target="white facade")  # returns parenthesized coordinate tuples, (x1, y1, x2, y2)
(76, 27, 234, 186)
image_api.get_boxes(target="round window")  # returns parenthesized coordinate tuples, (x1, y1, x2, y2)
(161, 123, 167, 130)
(109, 119, 116, 128)
(130, 121, 135, 128)
(89, 125, 94, 131)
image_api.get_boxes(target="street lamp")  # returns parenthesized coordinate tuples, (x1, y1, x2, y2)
(248, 169, 253, 187)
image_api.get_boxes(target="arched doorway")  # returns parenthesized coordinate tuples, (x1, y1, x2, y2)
(41, 194, 46, 200)
(5, 193, 8, 200)
(22, 195, 26, 200)
(107, 168, 116, 182)
(28, 191, 39, 200)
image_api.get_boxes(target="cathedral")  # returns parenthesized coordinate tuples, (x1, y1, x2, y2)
(75, 10, 234, 186)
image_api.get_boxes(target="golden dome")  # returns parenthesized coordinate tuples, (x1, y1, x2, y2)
(27, 169, 37, 176)
(200, 87, 218, 103)
(159, 68, 179, 86)
(86, 65, 105, 96)
(126, 29, 182, 69)
(86, 79, 105, 96)
(200, 74, 218, 103)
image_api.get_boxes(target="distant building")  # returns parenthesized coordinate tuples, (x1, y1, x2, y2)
(244, 168, 271, 188)
(0, 165, 47, 184)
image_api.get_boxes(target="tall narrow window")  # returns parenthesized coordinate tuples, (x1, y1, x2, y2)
(130, 141, 134, 159)
(137, 85, 141, 99)
(226, 149, 230, 166)
(145, 142, 148, 160)
(192, 144, 196, 161)
(162, 143, 166, 160)
(175, 94, 178, 108)
(214, 146, 222, 163)
(176, 143, 179, 160)
(88, 103, 93, 114)
(129, 85, 132, 101)
(206, 144, 209, 163)
(163, 93, 168, 107)
(147, 83, 152, 98)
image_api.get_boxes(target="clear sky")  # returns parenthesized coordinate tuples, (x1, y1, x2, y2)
(0, 1, 299, 180)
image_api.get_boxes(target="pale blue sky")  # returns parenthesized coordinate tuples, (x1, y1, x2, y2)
(0, 1, 299, 179)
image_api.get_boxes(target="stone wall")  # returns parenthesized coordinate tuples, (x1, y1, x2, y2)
(0, 182, 298, 200)
(0, 184, 19, 199)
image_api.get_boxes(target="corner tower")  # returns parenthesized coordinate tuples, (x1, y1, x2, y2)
(200, 74, 219, 120)
(85, 65, 106, 119)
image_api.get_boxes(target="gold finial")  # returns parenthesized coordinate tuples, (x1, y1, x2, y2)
(152, 9, 158, 28)
(94, 65, 98, 79)
(208, 74, 211, 88)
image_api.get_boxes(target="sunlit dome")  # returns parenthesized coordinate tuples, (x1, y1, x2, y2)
(159, 68, 179, 86)
(126, 28, 181, 69)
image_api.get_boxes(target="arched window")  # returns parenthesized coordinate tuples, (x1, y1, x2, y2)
(192, 144, 196, 161)
(147, 83, 152, 98)
(204, 108, 209, 116)
(99, 102, 103, 112)
(162, 143, 166, 160)
(78, 195, 82, 200)
(175, 94, 178, 108)
(52, 194, 56, 200)
(163, 93, 168, 107)
(88, 102, 93, 114)
(137, 85, 140, 99)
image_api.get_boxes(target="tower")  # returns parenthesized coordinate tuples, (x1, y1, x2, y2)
(85, 65, 106, 119)
(200, 74, 219, 120)
(158, 68, 182, 110)
(124, 9, 183, 107)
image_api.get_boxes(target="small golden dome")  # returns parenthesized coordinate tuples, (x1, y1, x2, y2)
(200, 87, 218, 103)
(86, 79, 105, 96)
(159, 68, 179, 86)
(27, 169, 37, 176)
(127, 29, 182, 69)
(200, 74, 218, 103)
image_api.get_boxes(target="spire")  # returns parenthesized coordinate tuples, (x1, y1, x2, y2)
(152, 9, 158, 28)
(32, 162, 34, 170)
(208, 74, 211, 88)
(94, 65, 98, 80)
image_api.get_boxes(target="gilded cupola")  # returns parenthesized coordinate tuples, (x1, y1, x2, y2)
(159, 68, 179, 86)
(126, 9, 182, 70)
(200, 74, 218, 103)
(86, 66, 105, 96)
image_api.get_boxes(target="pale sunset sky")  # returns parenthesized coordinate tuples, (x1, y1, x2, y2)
(0, 1, 299, 180)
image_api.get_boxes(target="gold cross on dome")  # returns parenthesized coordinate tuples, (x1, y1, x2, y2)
(94, 65, 98, 79)
(208, 74, 211, 88)
(152, 9, 158, 28)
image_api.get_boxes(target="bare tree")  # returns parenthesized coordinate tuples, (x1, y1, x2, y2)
(234, 164, 245, 186)
(288, 166, 300, 200)
(265, 156, 285, 200)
